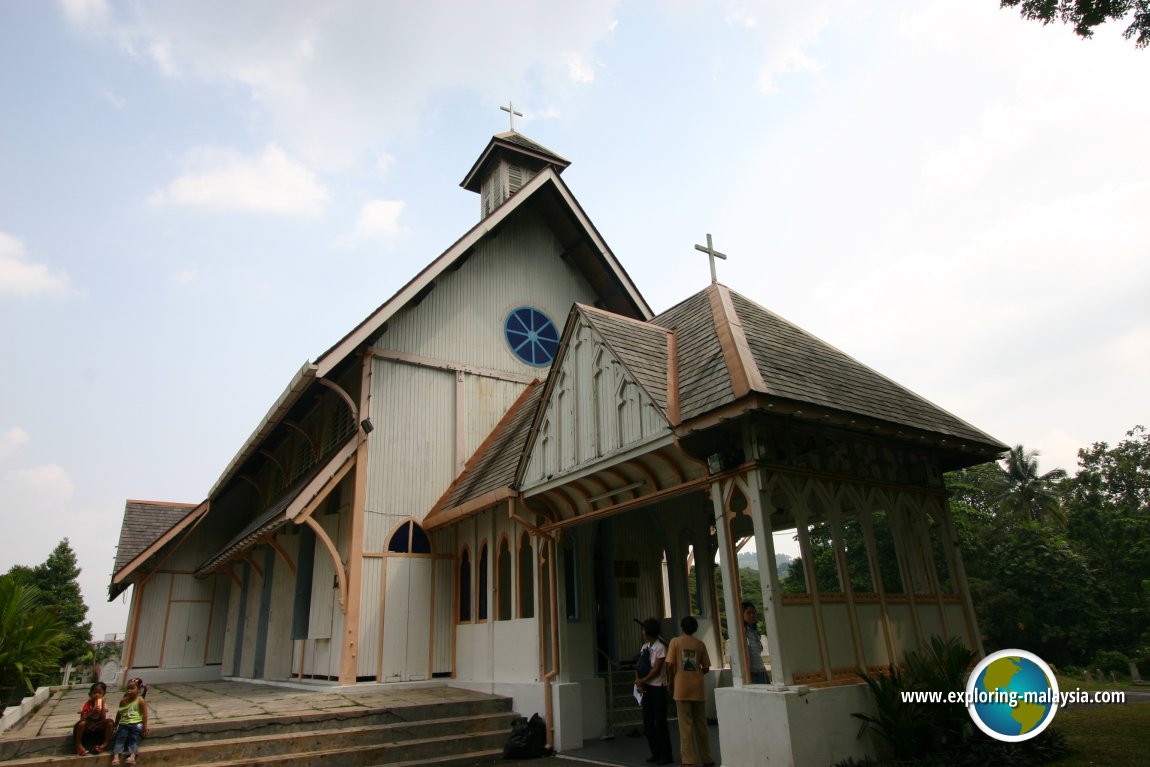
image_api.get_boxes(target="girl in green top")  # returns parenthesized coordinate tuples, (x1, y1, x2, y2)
(111, 678, 148, 766)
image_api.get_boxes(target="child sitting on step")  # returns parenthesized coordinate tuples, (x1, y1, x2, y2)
(111, 678, 148, 766)
(74, 681, 113, 755)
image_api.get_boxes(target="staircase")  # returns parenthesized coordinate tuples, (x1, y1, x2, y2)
(599, 657, 677, 739)
(1, 693, 516, 767)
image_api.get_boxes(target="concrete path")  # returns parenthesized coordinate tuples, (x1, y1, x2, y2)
(2, 680, 719, 766)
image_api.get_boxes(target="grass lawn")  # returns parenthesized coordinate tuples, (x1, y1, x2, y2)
(1048, 700, 1150, 766)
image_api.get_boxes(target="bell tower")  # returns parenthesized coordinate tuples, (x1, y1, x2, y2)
(460, 109, 571, 219)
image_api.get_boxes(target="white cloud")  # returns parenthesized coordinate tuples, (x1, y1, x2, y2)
(565, 54, 596, 84)
(58, 0, 110, 28)
(352, 200, 405, 241)
(101, 89, 126, 108)
(0, 231, 71, 297)
(59, 1, 621, 170)
(750, 3, 834, 93)
(0, 427, 30, 464)
(0, 463, 75, 507)
(150, 145, 329, 215)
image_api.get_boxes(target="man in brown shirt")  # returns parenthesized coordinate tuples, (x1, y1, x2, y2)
(666, 615, 713, 767)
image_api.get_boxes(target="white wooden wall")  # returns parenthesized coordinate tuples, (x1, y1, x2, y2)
(522, 315, 669, 490)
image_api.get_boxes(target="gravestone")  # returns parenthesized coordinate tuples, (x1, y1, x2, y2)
(1129, 662, 1144, 685)
(1084, 670, 1094, 682)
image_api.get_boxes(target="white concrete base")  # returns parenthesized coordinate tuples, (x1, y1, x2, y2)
(0, 686, 51, 734)
(715, 683, 878, 767)
(121, 665, 223, 685)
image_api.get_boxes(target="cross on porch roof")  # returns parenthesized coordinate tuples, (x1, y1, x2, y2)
(694, 232, 728, 284)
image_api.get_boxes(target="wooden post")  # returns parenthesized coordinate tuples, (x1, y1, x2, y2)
(339, 353, 372, 684)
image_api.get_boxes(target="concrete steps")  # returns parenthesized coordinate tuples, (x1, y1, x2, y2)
(601, 668, 676, 737)
(2, 694, 515, 767)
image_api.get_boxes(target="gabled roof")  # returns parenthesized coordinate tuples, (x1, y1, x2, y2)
(315, 166, 649, 379)
(421, 282, 1007, 531)
(578, 304, 673, 415)
(460, 131, 571, 192)
(109, 500, 204, 599)
(425, 382, 544, 530)
(206, 161, 649, 505)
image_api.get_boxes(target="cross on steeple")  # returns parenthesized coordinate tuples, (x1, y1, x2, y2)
(500, 101, 524, 131)
(694, 233, 728, 284)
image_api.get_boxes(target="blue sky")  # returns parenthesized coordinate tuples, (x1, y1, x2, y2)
(2, 1, 1147, 637)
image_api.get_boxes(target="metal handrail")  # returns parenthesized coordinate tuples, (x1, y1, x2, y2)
(595, 647, 623, 739)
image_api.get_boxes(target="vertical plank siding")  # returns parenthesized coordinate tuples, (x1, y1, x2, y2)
(523, 315, 671, 489)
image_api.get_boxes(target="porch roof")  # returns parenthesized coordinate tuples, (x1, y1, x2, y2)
(424, 382, 543, 531)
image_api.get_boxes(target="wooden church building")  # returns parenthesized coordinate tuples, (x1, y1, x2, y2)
(110, 128, 1006, 765)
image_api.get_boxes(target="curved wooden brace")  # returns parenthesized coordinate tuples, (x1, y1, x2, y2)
(304, 515, 348, 612)
(239, 475, 266, 507)
(241, 551, 264, 579)
(284, 420, 319, 460)
(527, 495, 560, 523)
(579, 474, 610, 510)
(258, 449, 289, 483)
(317, 377, 359, 422)
(264, 534, 297, 577)
(628, 455, 661, 496)
(553, 484, 585, 519)
(219, 565, 242, 588)
(648, 447, 684, 485)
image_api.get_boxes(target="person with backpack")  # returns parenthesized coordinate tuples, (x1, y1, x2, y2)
(634, 617, 673, 765)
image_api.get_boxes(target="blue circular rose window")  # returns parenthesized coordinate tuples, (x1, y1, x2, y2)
(504, 306, 559, 366)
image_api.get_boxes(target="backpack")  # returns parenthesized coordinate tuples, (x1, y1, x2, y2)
(635, 644, 652, 678)
(503, 713, 552, 759)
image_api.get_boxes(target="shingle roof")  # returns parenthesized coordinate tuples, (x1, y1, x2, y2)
(726, 288, 1002, 446)
(112, 501, 199, 578)
(496, 131, 570, 164)
(580, 305, 671, 414)
(651, 290, 735, 421)
(423, 282, 1006, 531)
(426, 382, 544, 523)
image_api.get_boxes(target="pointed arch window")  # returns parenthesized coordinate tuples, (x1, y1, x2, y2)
(518, 531, 534, 619)
(497, 536, 513, 621)
(388, 519, 431, 554)
(478, 542, 489, 621)
(459, 547, 472, 623)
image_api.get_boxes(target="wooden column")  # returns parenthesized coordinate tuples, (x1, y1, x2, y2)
(711, 478, 748, 686)
(339, 353, 372, 684)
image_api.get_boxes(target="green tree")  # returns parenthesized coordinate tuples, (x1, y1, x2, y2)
(1001, 0, 1150, 47)
(6, 539, 93, 674)
(0, 574, 67, 697)
(1065, 426, 1150, 654)
(947, 463, 1103, 666)
(994, 445, 1068, 527)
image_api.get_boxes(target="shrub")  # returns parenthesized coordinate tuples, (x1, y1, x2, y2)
(1089, 650, 1130, 676)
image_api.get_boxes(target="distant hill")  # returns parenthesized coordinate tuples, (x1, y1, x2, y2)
(737, 551, 793, 578)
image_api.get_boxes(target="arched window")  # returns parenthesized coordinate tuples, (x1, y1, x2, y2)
(477, 542, 489, 621)
(388, 519, 431, 554)
(518, 531, 534, 619)
(563, 531, 579, 620)
(459, 547, 472, 622)
(497, 535, 512, 621)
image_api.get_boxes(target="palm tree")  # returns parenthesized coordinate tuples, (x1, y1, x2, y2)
(994, 445, 1069, 527)
(0, 574, 67, 711)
